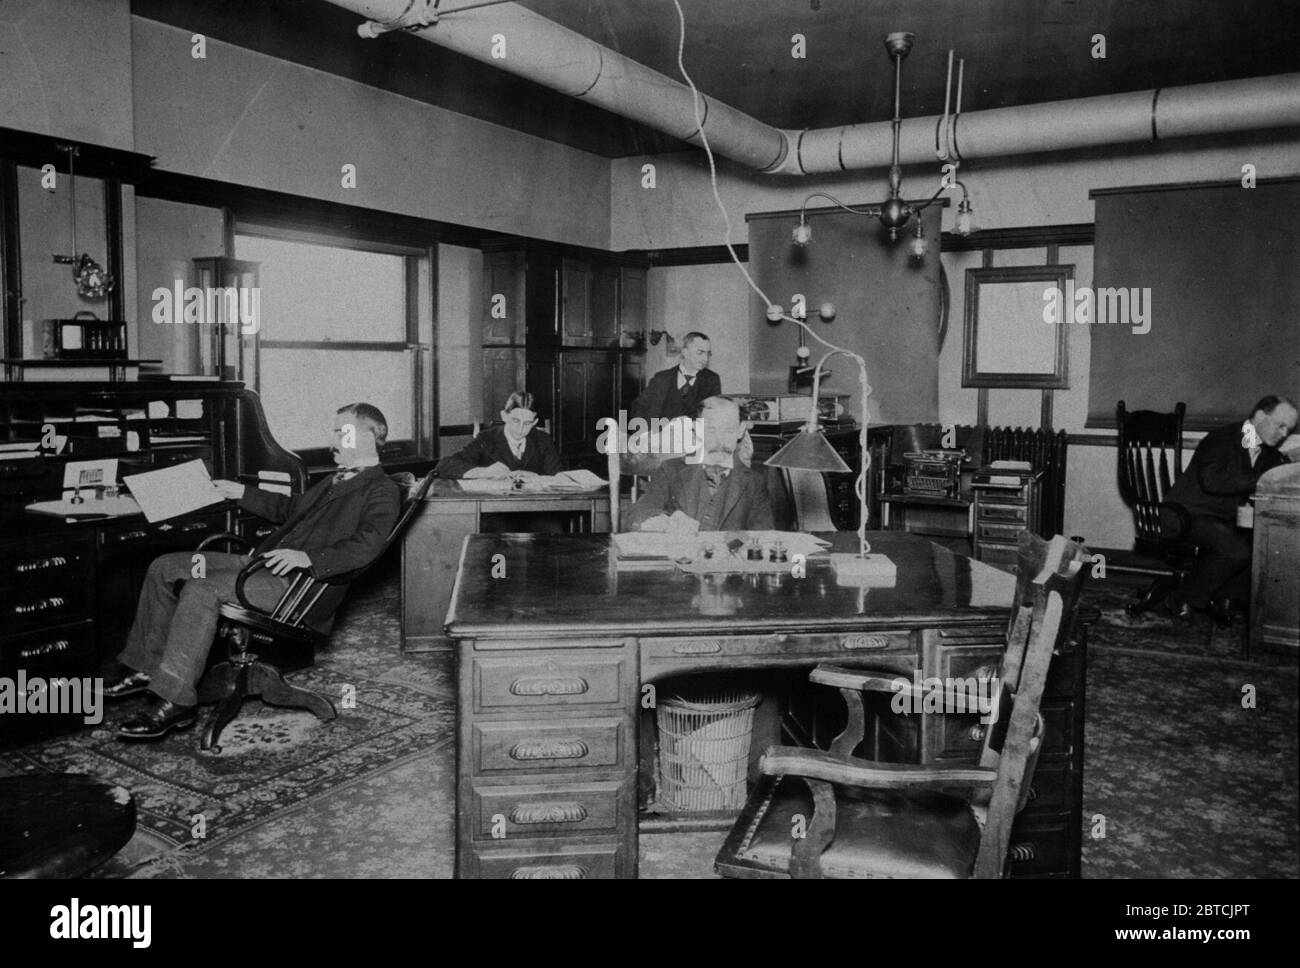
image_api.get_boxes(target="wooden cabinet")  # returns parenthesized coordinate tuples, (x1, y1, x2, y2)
(479, 244, 646, 465)
(481, 250, 525, 345)
(972, 470, 1043, 573)
(1250, 464, 1300, 656)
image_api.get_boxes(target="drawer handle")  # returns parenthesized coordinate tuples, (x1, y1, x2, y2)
(1008, 841, 1036, 863)
(672, 639, 722, 655)
(19, 639, 71, 659)
(509, 802, 588, 825)
(967, 724, 986, 743)
(117, 530, 149, 542)
(14, 555, 69, 573)
(509, 676, 589, 697)
(509, 865, 587, 880)
(181, 521, 210, 532)
(841, 634, 891, 650)
(510, 740, 589, 762)
(14, 596, 66, 615)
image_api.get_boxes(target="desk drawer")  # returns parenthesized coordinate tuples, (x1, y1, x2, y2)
(976, 543, 1021, 571)
(976, 503, 1029, 525)
(976, 522, 1027, 545)
(974, 487, 1028, 506)
(641, 630, 915, 662)
(0, 621, 96, 671)
(1022, 760, 1073, 816)
(472, 653, 629, 712)
(1006, 819, 1071, 877)
(3, 584, 93, 633)
(473, 718, 624, 774)
(1039, 701, 1075, 759)
(471, 781, 624, 840)
(98, 513, 223, 561)
(0, 541, 94, 596)
(469, 842, 625, 879)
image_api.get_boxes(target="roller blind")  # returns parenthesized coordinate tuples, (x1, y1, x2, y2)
(1088, 180, 1300, 430)
(746, 205, 942, 424)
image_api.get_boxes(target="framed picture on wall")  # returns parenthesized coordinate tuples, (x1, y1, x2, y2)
(963, 264, 1071, 389)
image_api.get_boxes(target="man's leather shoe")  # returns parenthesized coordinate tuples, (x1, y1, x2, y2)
(100, 669, 152, 701)
(117, 698, 198, 741)
(1161, 593, 1191, 620)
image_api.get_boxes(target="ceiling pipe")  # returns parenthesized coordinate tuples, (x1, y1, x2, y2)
(325, 0, 1300, 176)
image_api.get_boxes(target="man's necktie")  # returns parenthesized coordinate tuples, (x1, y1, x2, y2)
(703, 464, 728, 491)
(334, 467, 361, 484)
(511, 440, 526, 462)
(679, 373, 696, 400)
(1242, 422, 1262, 467)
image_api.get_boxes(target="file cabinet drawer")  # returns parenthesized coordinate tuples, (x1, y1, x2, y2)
(976, 503, 1029, 525)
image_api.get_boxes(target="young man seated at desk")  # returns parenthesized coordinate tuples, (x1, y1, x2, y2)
(100, 403, 401, 740)
(435, 390, 561, 480)
(624, 396, 774, 533)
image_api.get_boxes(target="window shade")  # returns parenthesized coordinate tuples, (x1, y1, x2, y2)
(746, 205, 942, 424)
(1088, 180, 1300, 430)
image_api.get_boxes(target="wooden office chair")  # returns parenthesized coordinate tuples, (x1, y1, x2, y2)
(1115, 400, 1197, 615)
(715, 531, 1089, 879)
(193, 470, 436, 752)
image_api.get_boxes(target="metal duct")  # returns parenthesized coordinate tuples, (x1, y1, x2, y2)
(326, 0, 1300, 175)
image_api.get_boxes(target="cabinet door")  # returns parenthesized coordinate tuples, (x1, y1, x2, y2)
(619, 267, 646, 345)
(559, 352, 617, 460)
(619, 354, 645, 413)
(482, 251, 525, 345)
(483, 348, 525, 420)
(562, 258, 592, 345)
(590, 265, 620, 347)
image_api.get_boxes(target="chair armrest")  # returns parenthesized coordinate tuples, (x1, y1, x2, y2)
(196, 532, 253, 553)
(760, 746, 997, 792)
(810, 663, 909, 695)
(1156, 501, 1193, 543)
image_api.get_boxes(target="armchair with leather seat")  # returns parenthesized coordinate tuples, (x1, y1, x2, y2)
(192, 470, 435, 751)
(1115, 400, 1197, 615)
(714, 531, 1090, 879)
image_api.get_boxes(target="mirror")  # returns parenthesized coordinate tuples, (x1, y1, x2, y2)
(962, 265, 1071, 389)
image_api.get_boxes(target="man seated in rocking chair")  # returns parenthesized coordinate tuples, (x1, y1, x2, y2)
(100, 403, 401, 741)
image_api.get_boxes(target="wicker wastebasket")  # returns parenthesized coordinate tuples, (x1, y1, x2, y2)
(656, 690, 761, 812)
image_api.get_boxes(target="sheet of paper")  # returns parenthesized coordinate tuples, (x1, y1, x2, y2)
(455, 478, 515, 494)
(122, 459, 224, 523)
(62, 458, 118, 493)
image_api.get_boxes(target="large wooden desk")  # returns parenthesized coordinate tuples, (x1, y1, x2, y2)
(446, 531, 1089, 878)
(400, 481, 610, 652)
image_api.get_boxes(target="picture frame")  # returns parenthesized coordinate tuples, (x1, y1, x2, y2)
(962, 264, 1072, 389)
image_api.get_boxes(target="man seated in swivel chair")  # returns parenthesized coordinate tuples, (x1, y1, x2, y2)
(101, 403, 401, 740)
(1162, 394, 1297, 622)
(624, 395, 774, 533)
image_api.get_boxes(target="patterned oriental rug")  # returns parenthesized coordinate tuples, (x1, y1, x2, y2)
(0, 577, 456, 877)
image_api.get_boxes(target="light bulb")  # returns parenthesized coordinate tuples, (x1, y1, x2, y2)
(956, 199, 974, 237)
(909, 223, 927, 259)
(792, 221, 812, 245)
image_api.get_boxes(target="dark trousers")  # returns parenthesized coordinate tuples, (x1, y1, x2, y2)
(117, 551, 287, 706)
(1178, 516, 1252, 608)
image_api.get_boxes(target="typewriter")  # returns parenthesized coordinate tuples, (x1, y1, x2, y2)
(902, 449, 967, 498)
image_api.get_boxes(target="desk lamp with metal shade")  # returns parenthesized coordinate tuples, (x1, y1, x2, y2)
(762, 306, 895, 583)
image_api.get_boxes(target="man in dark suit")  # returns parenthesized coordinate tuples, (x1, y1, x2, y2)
(625, 396, 773, 532)
(1162, 394, 1297, 620)
(102, 403, 402, 740)
(631, 332, 722, 423)
(436, 390, 561, 479)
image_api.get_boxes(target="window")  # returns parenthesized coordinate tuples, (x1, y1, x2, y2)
(234, 229, 431, 460)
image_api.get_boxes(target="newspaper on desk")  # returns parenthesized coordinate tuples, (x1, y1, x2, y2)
(122, 459, 225, 523)
(455, 469, 607, 495)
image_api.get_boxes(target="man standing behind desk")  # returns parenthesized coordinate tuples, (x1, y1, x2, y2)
(436, 391, 561, 479)
(625, 396, 773, 533)
(631, 332, 721, 423)
(1162, 394, 1297, 621)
